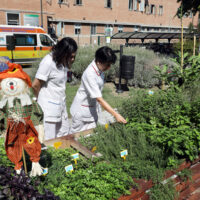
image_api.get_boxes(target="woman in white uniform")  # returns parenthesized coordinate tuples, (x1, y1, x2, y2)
(70, 46, 127, 134)
(32, 37, 77, 140)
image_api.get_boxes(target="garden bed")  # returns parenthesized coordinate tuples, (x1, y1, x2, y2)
(43, 129, 200, 200)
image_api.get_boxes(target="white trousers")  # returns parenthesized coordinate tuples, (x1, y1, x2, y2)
(44, 114, 69, 141)
(70, 115, 97, 134)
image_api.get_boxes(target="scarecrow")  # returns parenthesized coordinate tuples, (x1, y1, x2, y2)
(0, 62, 44, 176)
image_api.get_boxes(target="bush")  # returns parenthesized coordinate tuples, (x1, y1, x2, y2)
(72, 45, 174, 88)
(119, 89, 186, 126)
(173, 39, 200, 56)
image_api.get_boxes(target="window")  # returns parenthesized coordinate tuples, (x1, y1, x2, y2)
(189, 11, 193, 18)
(74, 24, 81, 35)
(150, 4, 156, 15)
(105, 25, 113, 36)
(133, 0, 138, 11)
(40, 34, 54, 46)
(158, 5, 163, 16)
(133, 25, 140, 31)
(129, 0, 133, 10)
(58, 0, 68, 4)
(105, 0, 112, 8)
(74, 0, 82, 5)
(14, 34, 37, 46)
(139, 0, 145, 12)
(145, 4, 149, 14)
(58, 0, 63, 4)
(118, 26, 123, 33)
(90, 24, 96, 35)
(7, 13, 20, 25)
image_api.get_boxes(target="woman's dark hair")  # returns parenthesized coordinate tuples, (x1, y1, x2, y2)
(51, 37, 78, 66)
(95, 46, 117, 64)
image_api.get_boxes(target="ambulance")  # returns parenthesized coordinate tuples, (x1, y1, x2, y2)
(0, 25, 56, 65)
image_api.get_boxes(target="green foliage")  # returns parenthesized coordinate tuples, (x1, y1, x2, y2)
(176, 0, 200, 16)
(153, 53, 200, 92)
(178, 168, 192, 182)
(132, 123, 200, 162)
(80, 124, 168, 182)
(44, 162, 133, 200)
(119, 89, 186, 126)
(149, 181, 176, 200)
(154, 64, 173, 87)
(173, 39, 200, 56)
(169, 53, 200, 87)
(118, 87, 200, 163)
(36, 147, 134, 200)
(72, 45, 98, 79)
(0, 137, 13, 167)
(72, 45, 173, 88)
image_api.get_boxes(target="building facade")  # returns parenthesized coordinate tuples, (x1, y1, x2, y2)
(0, 0, 199, 45)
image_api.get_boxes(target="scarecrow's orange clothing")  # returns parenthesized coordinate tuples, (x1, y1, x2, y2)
(5, 117, 41, 170)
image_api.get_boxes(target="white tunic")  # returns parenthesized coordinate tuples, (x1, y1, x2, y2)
(70, 60, 104, 122)
(35, 54, 68, 123)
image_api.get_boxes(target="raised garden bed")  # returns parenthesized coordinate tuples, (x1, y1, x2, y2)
(43, 128, 200, 200)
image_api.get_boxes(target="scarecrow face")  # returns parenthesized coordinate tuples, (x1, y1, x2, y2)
(1, 78, 27, 96)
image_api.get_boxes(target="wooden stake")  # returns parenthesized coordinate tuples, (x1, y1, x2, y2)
(22, 146, 27, 175)
(193, 34, 196, 56)
(181, 13, 184, 73)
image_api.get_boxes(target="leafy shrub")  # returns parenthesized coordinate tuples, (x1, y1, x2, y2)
(149, 181, 176, 200)
(122, 46, 167, 88)
(36, 147, 134, 200)
(72, 45, 174, 88)
(173, 39, 200, 56)
(119, 89, 187, 126)
(128, 122, 200, 162)
(80, 124, 168, 182)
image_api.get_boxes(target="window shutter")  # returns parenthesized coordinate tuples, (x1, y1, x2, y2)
(133, 0, 137, 11)
(140, 0, 145, 11)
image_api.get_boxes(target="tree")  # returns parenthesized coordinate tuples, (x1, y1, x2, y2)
(177, 0, 200, 16)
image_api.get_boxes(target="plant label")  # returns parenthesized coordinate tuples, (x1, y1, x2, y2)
(120, 150, 128, 157)
(65, 164, 74, 173)
(42, 168, 48, 176)
(71, 153, 79, 160)
(148, 90, 154, 95)
(91, 146, 97, 152)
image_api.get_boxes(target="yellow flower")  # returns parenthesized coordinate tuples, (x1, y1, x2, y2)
(54, 142, 62, 149)
(105, 123, 109, 130)
(91, 146, 97, 152)
(27, 137, 35, 144)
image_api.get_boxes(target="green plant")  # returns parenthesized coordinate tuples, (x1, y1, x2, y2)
(80, 124, 169, 182)
(72, 45, 174, 88)
(178, 168, 192, 182)
(149, 181, 176, 200)
(0, 137, 13, 167)
(36, 147, 134, 200)
(164, 53, 200, 88)
(154, 64, 171, 89)
(119, 89, 186, 126)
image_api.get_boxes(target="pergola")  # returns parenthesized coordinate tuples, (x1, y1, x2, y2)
(111, 31, 200, 44)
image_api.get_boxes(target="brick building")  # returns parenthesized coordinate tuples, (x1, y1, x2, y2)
(0, 0, 199, 45)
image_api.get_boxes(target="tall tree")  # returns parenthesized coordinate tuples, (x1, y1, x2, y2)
(177, 0, 200, 16)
